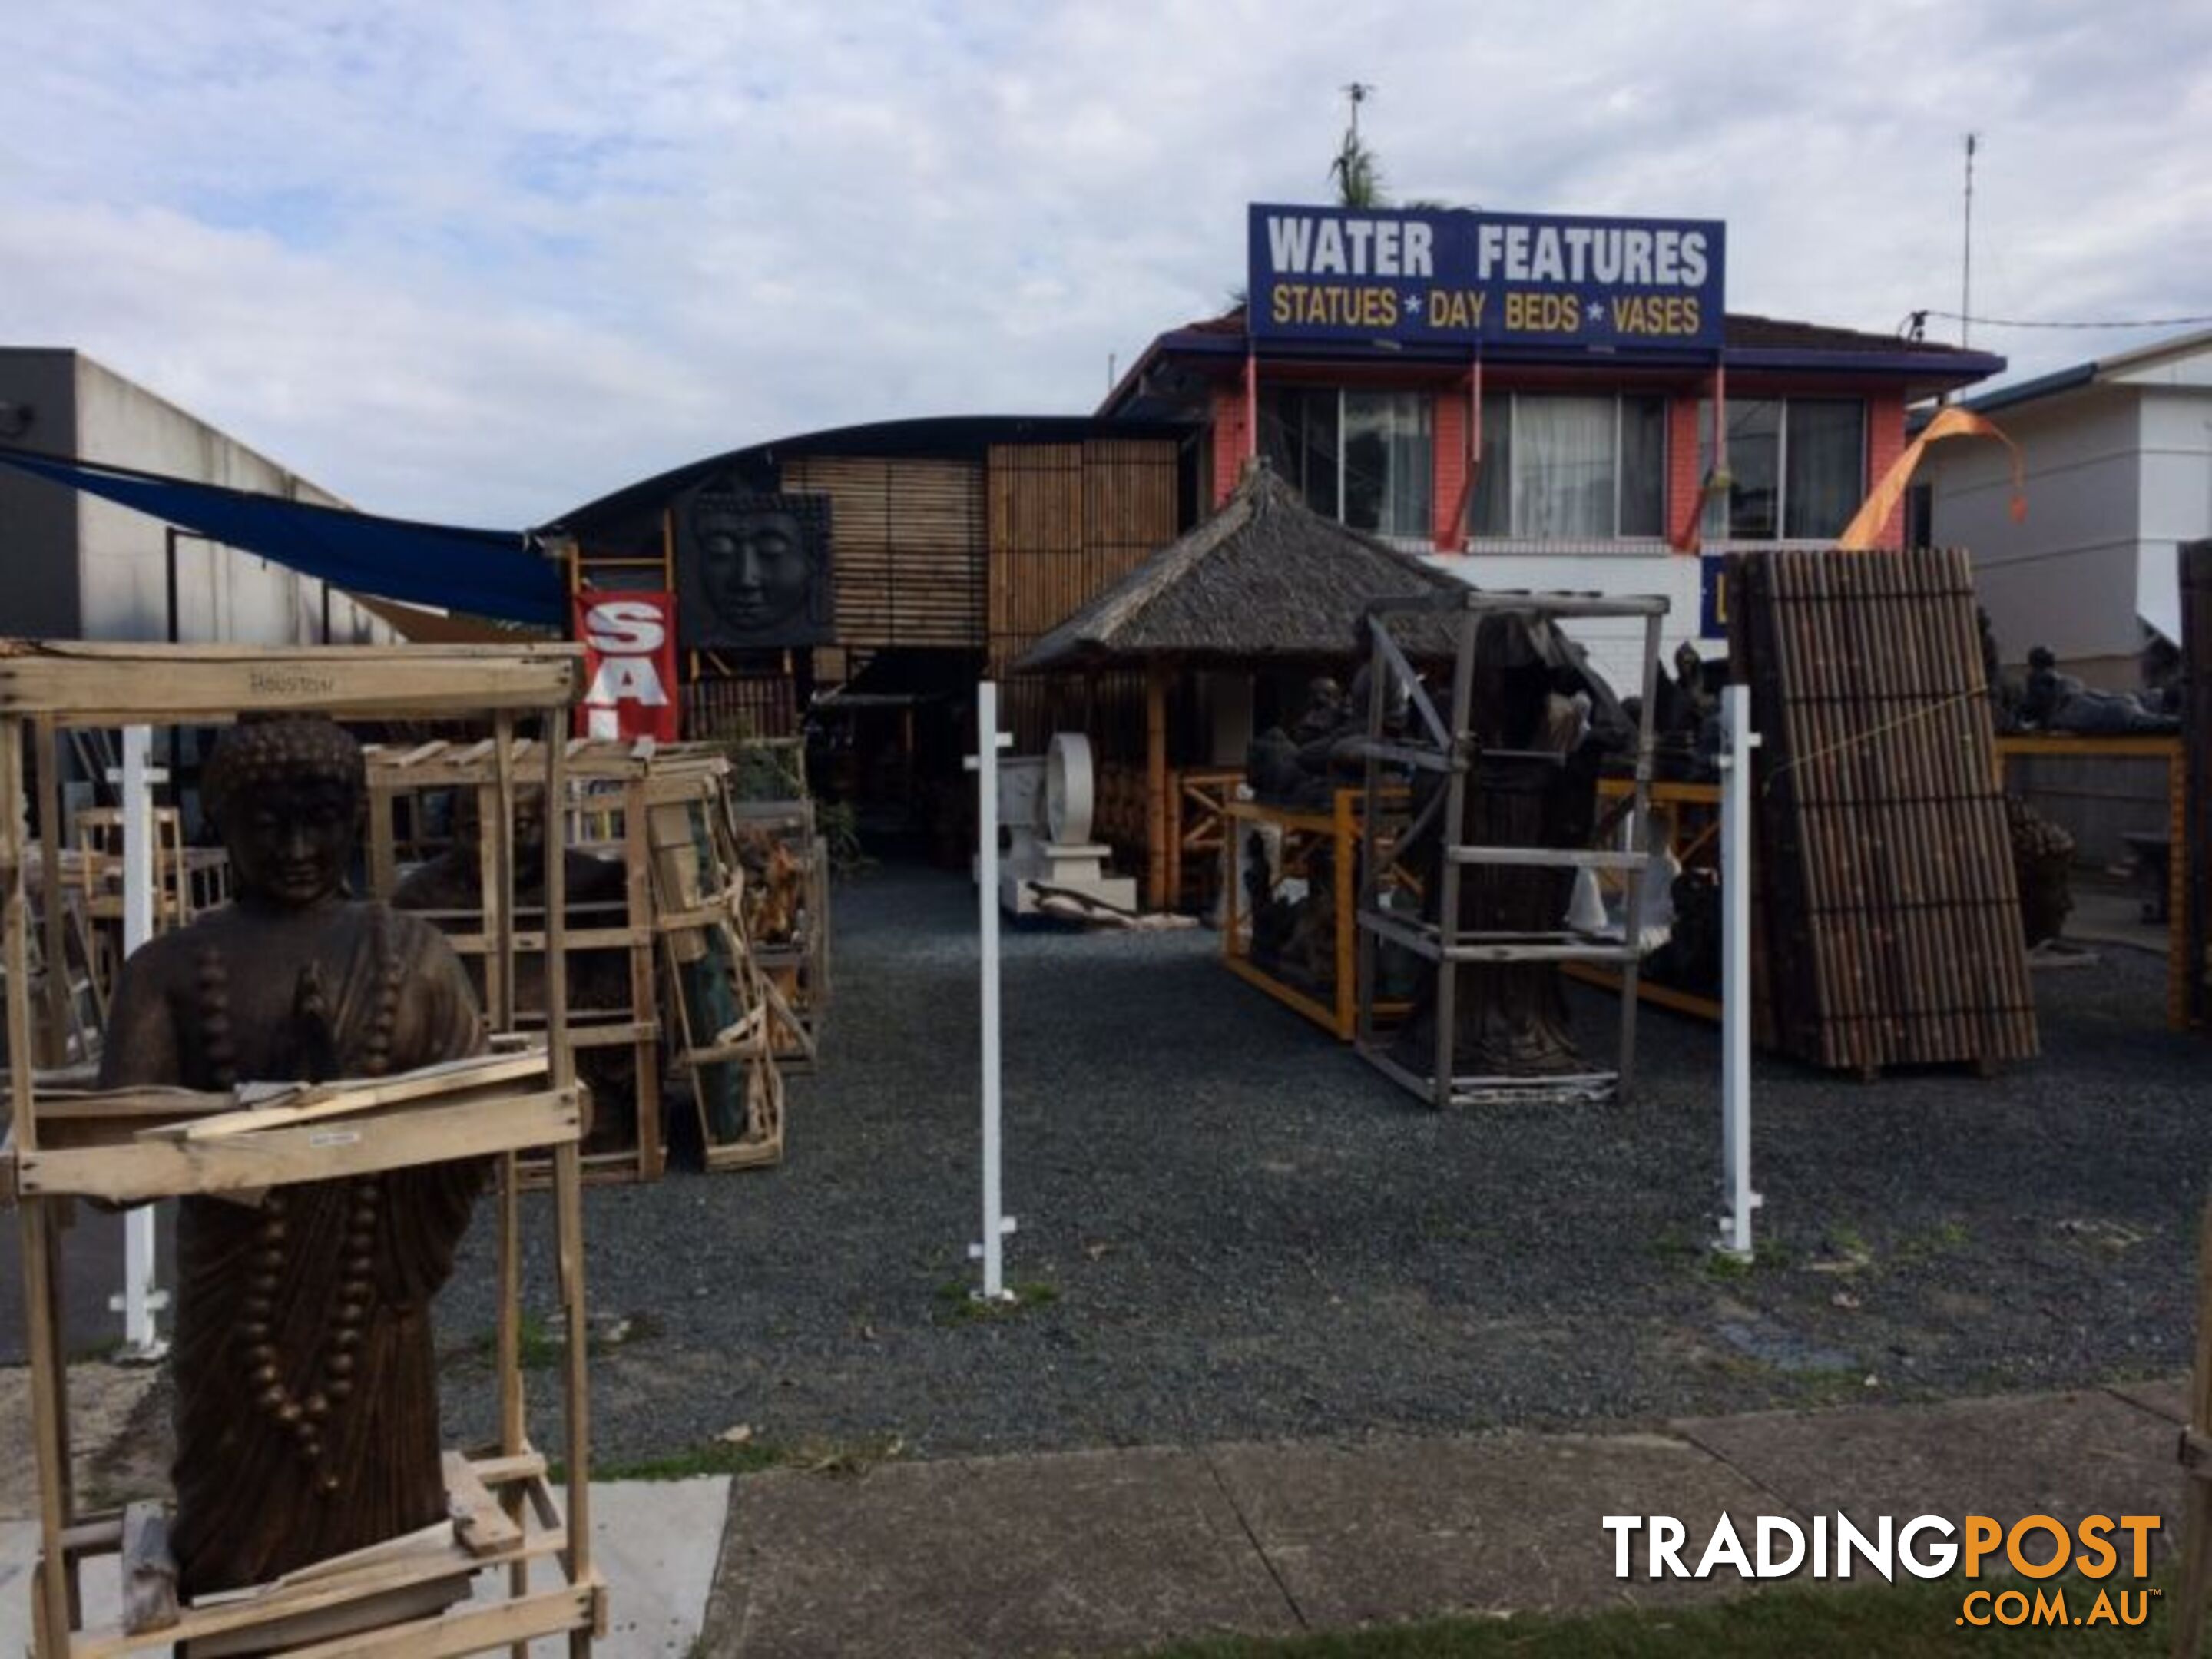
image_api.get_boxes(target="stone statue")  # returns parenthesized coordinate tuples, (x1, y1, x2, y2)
(99, 717, 488, 1599)
(1390, 614, 1603, 1081)
(2020, 645, 2179, 734)
(679, 485, 833, 649)
(2007, 793, 2076, 945)
(1648, 640, 1720, 779)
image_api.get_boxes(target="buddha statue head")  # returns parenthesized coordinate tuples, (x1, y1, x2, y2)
(201, 717, 366, 910)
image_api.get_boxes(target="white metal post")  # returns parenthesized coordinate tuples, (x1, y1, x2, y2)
(113, 724, 170, 1359)
(1717, 685, 1761, 1260)
(966, 684, 1015, 1301)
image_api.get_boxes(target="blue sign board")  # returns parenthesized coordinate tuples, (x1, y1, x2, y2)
(1700, 551, 1729, 638)
(1248, 204, 1725, 352)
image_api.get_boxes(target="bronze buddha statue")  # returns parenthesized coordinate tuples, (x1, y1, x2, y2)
(100, 717, 489, 1598)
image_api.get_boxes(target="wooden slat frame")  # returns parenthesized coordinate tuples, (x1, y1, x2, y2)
(0, 644, 600, 1657)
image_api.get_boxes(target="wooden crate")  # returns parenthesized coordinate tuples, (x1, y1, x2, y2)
(364, 738, 678, 1187)
(729, 797, 829, 1071)
(1222, 789, 1411, 1040)
(0, 641, 605, 1658)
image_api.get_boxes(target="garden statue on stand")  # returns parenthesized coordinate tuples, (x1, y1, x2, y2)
(100, 716, 491, 1611)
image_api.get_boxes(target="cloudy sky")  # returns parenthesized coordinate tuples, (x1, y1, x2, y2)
(6, 0, 2208, 527)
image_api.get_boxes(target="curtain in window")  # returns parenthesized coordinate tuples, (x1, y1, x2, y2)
(1784, 400, 1864, 539)
(1515, 396, 1615, 538)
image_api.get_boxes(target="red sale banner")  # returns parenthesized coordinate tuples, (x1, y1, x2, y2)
(574, 590, 679, 742)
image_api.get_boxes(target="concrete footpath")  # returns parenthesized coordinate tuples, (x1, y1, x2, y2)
(0, 1373, 2196, 1657)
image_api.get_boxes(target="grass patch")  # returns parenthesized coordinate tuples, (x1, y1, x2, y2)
(933, 1277, 1062, 1323)
(568, 1429, 909, 1484)
(1700, 1237, 1797, 1281)
(1894, 1220, 1972, 1266)
(1139, 1571, 2171, 1657)
(451, 1310, 665, 1375)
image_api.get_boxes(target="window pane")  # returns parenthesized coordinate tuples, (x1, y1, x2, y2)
(1784, 399, 1864, 539)
(1619, 396, 1665, 537)
(1700, 399, 1780, 541)
(1258, 389, 1339, 519)
(1341, 392, 1389, 532)
(1305, 392, 1339, 521)
(1512, 395, 1614, 538)
(1388, 392, 1432, 538)
(1469, 392, 1510, 536)
(1341, 391, 1429, 536)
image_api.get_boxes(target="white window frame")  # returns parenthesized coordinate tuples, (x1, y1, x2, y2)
(1475, 392, 1669, 541)
(1700, 397, 1869, 543)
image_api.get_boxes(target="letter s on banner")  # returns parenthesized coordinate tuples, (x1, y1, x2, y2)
(575, 590, 680, 742)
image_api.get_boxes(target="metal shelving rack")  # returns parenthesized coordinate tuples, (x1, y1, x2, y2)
(1352, 589, 1668, 1108)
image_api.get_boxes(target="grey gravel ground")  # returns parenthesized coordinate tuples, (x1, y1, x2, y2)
(439, 865, 2212, 1469)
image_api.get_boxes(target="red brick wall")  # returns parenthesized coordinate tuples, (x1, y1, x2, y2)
(1210, 382, 1247, 508)
(1865, 389, 1908, 546)
(1432, 382, 1469, 550)
(1666, 396, 1705, 548)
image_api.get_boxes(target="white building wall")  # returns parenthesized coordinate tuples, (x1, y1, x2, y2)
(1423, 544, 1704, 699)
(2131, 384, 2212, 644)
(70, 356, 393, 645)
(1926, 388, 2144, 668)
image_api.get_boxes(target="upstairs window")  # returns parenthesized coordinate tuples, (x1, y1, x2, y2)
(1260, 389, 1432, 538)
(1469, 393, 1666, 539)
(1698, 398, 1866, 541)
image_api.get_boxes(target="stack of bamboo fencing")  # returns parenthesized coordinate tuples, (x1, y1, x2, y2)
(2184, 538, 2211, 1031)
(1727, 548, 2038, 1074)
(986, 443, 1170, 672)
(986, 441, 1179, 753)
(785, 455, 985, 650)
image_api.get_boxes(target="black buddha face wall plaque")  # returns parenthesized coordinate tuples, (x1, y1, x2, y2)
(677, 485, 833, 650)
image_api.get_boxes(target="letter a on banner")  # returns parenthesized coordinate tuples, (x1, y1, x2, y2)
(575, 590, 680, 741)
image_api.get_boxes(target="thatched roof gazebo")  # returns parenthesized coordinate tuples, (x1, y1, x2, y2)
(1016, 463, 1461, 674)
(1015, 463, 1464, 907)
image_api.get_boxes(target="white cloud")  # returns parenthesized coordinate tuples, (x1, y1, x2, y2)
(4, 0, 2208, 523)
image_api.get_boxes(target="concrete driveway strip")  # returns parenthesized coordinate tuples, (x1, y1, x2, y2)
(700, 1445, 1300, 1659)
(1673, 1388, 2188, 1570)
(1204, 1429, 1800, 1630)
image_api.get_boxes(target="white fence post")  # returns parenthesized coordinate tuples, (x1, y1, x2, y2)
(111, 724, 170, 1359)
(1718, 685, 1762, 1260)
(966, 684, 1015, 1301)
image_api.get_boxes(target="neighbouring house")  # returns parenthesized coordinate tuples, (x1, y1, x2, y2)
(1920, 326, 2212, 683)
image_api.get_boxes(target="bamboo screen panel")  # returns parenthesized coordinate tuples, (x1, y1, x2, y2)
(685, 674, 798, 740)
(2184, 538, 2211, 1030)
(783, 456, 985, 650)
(985, 439, 1179, 674)
(1727, 548, 2039, 1072)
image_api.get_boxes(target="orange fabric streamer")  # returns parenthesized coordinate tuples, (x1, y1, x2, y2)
(1836, 406, 2025, 551)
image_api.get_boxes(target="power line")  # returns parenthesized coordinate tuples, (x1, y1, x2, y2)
(1911, 306, 2212, 333)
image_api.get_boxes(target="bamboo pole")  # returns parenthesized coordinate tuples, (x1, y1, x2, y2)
(1144, 661, 1169, 911)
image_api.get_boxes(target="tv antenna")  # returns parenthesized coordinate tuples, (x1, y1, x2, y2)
(1961, 132, 1979, 349)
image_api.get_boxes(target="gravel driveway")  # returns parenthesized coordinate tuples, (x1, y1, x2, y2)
(439, 865, 2212, 1468)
